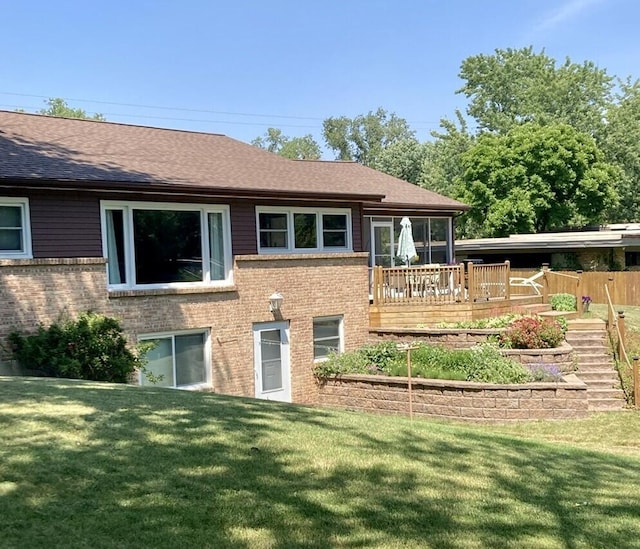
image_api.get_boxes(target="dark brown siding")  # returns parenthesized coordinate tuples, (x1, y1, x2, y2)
(351, 203, 363, 252)
(30, 191, 102, 258)
(230, 201, 258, 255)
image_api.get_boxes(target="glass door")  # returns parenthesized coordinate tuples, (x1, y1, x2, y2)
(371, 221, 395, 267)
(253, 321, 291, 402)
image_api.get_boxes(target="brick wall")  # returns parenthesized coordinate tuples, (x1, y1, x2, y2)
(317, 374, 589, 422)
(0, 253, 370, 404)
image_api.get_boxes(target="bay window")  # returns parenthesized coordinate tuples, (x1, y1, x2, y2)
(101, 201, 231, 289)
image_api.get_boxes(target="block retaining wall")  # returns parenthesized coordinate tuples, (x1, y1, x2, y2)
(317, 373, 589, 422)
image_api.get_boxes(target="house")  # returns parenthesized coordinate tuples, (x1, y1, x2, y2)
(456, 225, 640, 271)
(0, 110, 467, 403)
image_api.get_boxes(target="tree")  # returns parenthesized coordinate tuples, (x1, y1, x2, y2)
(456, 123, 619, 237)
(418, 112, 474, 197)
(457, 47, 613, 137)
(373, 138, 427, 185)
(39, 98, 106, 121)
(600, 80, 640, 221)
(322, 107, 414, 165)
(251, 128, 321, 160)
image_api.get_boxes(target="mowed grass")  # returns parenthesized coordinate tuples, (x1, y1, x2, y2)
(1, 378, 640, 549)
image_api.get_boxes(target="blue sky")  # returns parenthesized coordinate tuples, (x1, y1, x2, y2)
(1, 0, 638, 150)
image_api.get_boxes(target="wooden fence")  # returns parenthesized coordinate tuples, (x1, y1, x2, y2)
(510, 269, 640, 306)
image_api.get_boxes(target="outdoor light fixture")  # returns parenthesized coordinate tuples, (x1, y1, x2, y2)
(269, 291, 284, 313)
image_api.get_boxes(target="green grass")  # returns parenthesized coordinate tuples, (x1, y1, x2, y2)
(1, 378, 640, 548)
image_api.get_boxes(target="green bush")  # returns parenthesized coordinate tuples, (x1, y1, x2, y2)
(436, 313, 527, 329)
(550, 293, 577, 311)
(8, 312, 141, 383)
(313, 341, 533, 384)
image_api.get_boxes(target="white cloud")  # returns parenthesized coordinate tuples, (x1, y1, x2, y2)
(533, 0, 604, 34)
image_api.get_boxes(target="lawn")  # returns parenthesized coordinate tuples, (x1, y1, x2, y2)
(1, 377, 640, 548)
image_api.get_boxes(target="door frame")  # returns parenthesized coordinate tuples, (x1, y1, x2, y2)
(371, 220, 396, 268)
(252, 321, 291, 402)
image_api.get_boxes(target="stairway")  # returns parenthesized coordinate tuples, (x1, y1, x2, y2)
(565, 319, 626, 412)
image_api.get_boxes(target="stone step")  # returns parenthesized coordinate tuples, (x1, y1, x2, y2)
(583, 379, 622, 390)
(587, 388, 625, 399)
(566, 332, 608, 341)
(575, 354, 614, 365)
(539, 310, 578, 320)
(588, 398, 626, 411)
(575, 370, 620, 382)
(567, 318, 607, 331)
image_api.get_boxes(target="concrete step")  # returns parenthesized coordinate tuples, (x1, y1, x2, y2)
(575, 354, 614, 365)
(575, 369, 620, 381)
(588, 398, 626, 411)
(567, 318, 607, 331)
(587, 388, 625, 399)
(583, 379, 622, 390)
(539, 310, 578, 320)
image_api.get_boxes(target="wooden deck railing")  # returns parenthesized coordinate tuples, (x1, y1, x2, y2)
(371, 262, 511, 306)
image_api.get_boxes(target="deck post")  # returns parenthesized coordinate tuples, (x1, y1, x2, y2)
(504, 260, 511, 301)
(607, 276, 614, 328)
(372, 266, 381, 306)
(541, 263, 550, 304)
(633, 356, 639, 409)
(576, 270, 584, 316)
(618, 311, 627, 364)
(467, 261, 475, 302)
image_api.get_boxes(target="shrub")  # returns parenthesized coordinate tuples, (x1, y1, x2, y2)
(314, 341, 534, 384)
(436, 313, 527, 329)
(526, 363, 563, 382)
(499, 316, 564, 349)
(550, 293, 577, 311)
(8, 312, 141, 383)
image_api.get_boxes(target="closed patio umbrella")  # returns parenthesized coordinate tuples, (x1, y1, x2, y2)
(396, 217, 417, 266)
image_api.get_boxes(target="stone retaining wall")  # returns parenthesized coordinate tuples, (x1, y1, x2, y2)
(317, 373, 588, 422)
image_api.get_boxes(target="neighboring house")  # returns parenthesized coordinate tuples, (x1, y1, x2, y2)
(456, 225, 640, 271)
(0, 110, 467, 403)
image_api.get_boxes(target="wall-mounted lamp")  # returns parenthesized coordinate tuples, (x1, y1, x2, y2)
(269, 291, 284, 313)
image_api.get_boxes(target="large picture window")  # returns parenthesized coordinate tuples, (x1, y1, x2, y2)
(139, 331, 210, 389)
(0, 198, 31, 258)
(313, 315, 344, 360)
(257, 207, 351, 253)
(101, 201, 231, 289)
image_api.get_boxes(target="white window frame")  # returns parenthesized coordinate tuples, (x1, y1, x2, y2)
(100, 200, 233, 290)
(138, 329, 211, 390)
(256, 206, 352, 254)
(0, 197, 32, 259)
(313, 315, 344, 361)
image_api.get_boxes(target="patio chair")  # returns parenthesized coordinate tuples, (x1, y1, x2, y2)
(509, 271, 544, 295)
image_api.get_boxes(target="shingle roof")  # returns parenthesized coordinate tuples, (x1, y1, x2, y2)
(0, 110, 467, 211)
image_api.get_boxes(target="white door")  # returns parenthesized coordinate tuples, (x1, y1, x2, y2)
(253, 321, 291, 402)
(371, 221, 395, 267)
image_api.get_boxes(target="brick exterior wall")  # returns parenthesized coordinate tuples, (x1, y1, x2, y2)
(317, 374, 589, 422)
(0, 253, 370, 404)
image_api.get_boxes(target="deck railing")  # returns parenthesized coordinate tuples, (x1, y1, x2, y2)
(371, 262, 511, 306)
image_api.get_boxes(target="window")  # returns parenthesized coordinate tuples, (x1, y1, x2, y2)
(0, 198, 31, 258)
(257, 207, 351, 253)
(139, 331, 210, 389)
(313, 315, 344, 360)
(101, 201, 232, 289)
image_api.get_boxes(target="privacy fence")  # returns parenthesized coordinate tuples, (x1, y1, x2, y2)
(510, 269, 640, 306)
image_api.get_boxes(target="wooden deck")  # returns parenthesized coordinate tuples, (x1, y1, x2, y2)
(370, 262, 543, 328)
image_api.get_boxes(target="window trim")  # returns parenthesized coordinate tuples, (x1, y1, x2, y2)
(313, 315, 344, 362)
(138, 329, 211, 390)
(256, 206, 352, 254)
(0, 197, 32, 259)
(100, 200, 233, 290)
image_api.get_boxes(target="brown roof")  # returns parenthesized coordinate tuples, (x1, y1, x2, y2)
(0, 110, 467, 211)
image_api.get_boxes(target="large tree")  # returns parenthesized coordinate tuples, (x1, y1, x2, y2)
(322, 107, 414, 165)
(251, 128, 321, 160)
(39, 98, 106, 121)
(457, 47, 613, 137)
(456, 123, 619, 237)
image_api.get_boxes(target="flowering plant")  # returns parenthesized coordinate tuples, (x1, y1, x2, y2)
(582, 296, 592, 305)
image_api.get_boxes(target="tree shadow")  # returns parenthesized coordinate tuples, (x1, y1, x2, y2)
(1, 378, 640, 548)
